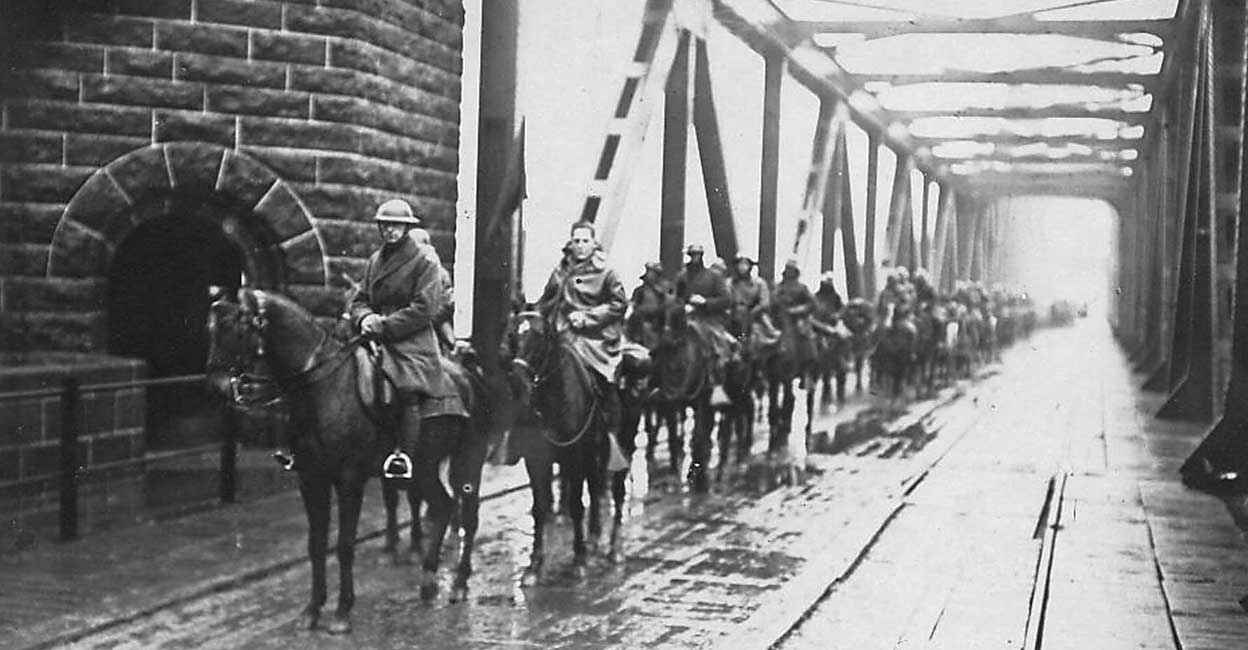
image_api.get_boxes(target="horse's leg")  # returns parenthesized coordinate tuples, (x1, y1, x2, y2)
(297, 476, 331, 630)
(568, 456, 589, 576)
(688, 399, 712, 493)
(521, 454, 552, 587)
(405, 482, 422, 565)
(382, 479, 400, 555)
(716, 408, 731, 483)
(805, 372, 815, 440)
(325, 475, 365, 634)
(609, 421, 636, 564)
(665, 405, 683, 477)
(644, 407, 658, 463)
(586, 448, 605, 557)
(418, 460, 454, 602)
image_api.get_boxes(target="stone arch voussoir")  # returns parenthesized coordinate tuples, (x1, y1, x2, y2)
(47, 142, 326, 286)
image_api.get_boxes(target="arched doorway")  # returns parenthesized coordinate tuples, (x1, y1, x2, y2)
(107, 195, 279, 449)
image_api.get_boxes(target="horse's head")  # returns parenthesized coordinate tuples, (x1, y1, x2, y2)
(503, 310, 555, 396)
(205, 289, 270, 404)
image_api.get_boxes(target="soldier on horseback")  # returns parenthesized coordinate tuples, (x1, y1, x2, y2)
(352, 199, 468, 480)
(676, 243, 736, 407)
(771, 261, 817, 356)
(728, 254, 776, 348)
(628, 261, 676, 349)
(534, 220, 629, 455)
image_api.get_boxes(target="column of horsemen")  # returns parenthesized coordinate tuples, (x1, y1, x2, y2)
(501, 222, 1040, 493)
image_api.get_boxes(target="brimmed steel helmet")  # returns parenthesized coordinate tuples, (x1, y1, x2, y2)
(685, 243, 705, 255)
(373, 199, 421, 224)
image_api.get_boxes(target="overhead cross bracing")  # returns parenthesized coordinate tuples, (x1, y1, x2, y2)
(770, 0, 1186, 198)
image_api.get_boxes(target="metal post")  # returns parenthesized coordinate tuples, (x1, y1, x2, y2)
(820, 108, 844, 273)
(920, 176, 931, 270)
(863, 135, 880, 296)
(758, 50, 784, 283)
(59, 378, 80, 541)
(661, 30, 692, 272)
(838, 136, 862, 298)
(931, 183, 952, 290)
(693, 37, 739, 261)
(220, 406, 238, 504)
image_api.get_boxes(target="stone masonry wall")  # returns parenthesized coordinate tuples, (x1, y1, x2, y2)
(0, 0, 465, 352)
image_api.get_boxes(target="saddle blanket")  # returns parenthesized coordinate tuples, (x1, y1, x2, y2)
(355, 346, 468, 419)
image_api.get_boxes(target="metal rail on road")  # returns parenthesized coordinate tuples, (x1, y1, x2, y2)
(0, 373, 241, 541)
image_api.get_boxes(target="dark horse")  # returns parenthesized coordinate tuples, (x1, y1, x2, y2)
(206, 289, 488, 633)
(654, 308, 753, 489)
(764, 311, 819, 453)
(505, 311, 624, 581)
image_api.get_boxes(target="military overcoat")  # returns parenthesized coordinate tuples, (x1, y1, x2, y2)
(537, 252, 629, 382)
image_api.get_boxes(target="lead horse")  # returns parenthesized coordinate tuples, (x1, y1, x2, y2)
(206, 289, 488, 633)
(504, 310, 625, 580)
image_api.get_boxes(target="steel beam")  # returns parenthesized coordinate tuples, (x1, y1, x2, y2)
(470, 0, 519, 370)
(863, 135, 881, 296)
(893, 106, 1153, 123)
(912, 134, 1146, 150)
(885, 155, 912, 267)
(796, 18, 1173, 40)
(795, 97, 839, 264)
(1182, 0, 1248, 480)
(661, 30, 692, 273)
(820, 104, 846, 273)
(837, 129, 863, 298)
(758, 49, 783, 282)
(931, 183, 953, 291)
(1159, 8, 1215, 422)
(693, 36, 739, 262)
(920, 177, 931, 270)
(856, 70, 1159, 89)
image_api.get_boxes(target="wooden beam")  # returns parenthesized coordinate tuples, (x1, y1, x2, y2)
(797, 18, 1173, 40)
(856, 70, 1158, 89)
(661, 30, 692, 273)
(693, 36, 739, 262)
(758, 49, 783, 283)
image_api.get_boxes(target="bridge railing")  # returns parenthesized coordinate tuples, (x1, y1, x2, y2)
(0, 374, 242, 542)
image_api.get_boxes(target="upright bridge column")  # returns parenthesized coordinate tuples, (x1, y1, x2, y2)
(758, 49, 783, 282)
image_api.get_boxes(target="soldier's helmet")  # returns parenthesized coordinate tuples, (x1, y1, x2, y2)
(640, 262, 664, 279)
(685, 243, 705, 255)
(734, 253, 756, 266)
(782, 260, 800, 278)
(820, 270, 837, 286)
(374, 199, 421, 224)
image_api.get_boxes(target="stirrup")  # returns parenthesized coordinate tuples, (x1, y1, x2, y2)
(710, 385, 732, 407)
(273, 449, 295, 472)
(382, 450, 413, 480)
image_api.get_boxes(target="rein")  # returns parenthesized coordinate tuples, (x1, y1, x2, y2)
(226, 324, 364, 409)
(514, 334, 602, 449)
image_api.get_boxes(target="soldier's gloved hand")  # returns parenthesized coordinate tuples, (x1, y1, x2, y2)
(689, 294, 707, 307)
(360, 314, 385, 336)
(568, 311, 589, 329)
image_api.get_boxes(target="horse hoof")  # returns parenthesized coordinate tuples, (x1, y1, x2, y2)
(324, 614, 351, 635)
(520, 567, 542, 587)
(298, 608, 319, 630)
(449, 583, 470, 604)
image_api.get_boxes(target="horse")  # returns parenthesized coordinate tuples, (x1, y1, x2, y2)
(651, 306, 721, 492)
(871, 305, 919, 401)
(764, 308, 819, 453)
(841, 299, 877, 393)
(205, 289, 487, 634)
(504, 311, 624, 581)
(811, 317, 850, 408)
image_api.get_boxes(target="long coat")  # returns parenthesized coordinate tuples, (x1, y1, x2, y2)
(350, 236, 462, 412)
(537, 252, 628, 382)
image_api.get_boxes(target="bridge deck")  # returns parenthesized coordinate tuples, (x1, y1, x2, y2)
(1, 321, 1246, 650)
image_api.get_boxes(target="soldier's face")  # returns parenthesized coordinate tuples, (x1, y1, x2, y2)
(378, 221, 408, 245)
(569, 227, 595, 261)
(736, 260, 751, 276)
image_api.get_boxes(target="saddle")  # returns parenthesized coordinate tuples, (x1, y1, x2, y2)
(354, 343, 469, 419)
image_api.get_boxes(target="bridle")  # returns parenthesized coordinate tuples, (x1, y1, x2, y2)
(508, 312, 601, 448)
(210, 298, 360, 409)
